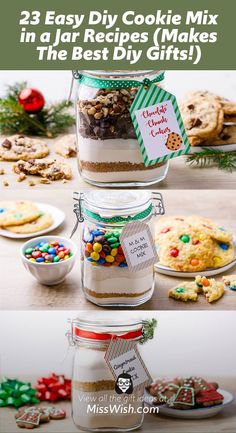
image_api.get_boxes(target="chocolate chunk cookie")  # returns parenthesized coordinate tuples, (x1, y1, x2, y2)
(54, 134, 77, 158)
(180, 94, 224, 140)
(13, 158, 72, 180)
(0, 135, 49, 161)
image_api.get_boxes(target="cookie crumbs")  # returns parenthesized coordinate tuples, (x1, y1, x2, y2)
(39, 178, 51, 184)
(17, 173, 26, 182)
(0, 168, 5, 175)
(28, 180, 36, 187)
(3, 180, 9, 187)
(62, 179, 68, 184)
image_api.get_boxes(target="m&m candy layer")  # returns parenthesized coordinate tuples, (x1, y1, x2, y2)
(83, 227, 127, 267)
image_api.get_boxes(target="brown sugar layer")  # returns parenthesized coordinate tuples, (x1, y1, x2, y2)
(73, 380, 115, 392)
(85, 288, 152, 299)
(80, 160, 165, 173)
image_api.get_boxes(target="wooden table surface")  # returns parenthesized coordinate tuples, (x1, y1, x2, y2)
(0, 136, 235, 191)
(0, 377, 235, 433)
(1, 189, 236, 311)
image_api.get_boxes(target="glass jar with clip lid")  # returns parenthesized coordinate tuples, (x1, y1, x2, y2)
(71, 190, 164, 307)
(74, 70, 168, 187)
(67, 312, 157, 432)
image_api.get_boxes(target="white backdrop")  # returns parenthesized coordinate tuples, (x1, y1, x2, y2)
(0, 71, 235, 102)
(0, 311, 235, 378)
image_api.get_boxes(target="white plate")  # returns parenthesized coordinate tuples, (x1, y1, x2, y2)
(189, 143, 236, 153)
(155, 259, 236, 278)
(0, 203, 65, 239)
(145, 388, 234, 419)
(155, 240, 236, 278)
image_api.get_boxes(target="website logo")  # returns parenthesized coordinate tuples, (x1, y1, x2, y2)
(115, 372, 133, 394)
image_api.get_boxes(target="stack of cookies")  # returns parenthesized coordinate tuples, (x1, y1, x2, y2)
(155, 215, 235, 272)
(180, 91, 236, 146)
(147, 376, 224, 409)
(0, 200, 53, 234)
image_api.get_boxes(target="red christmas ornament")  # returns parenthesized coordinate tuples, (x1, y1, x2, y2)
(18, 88, 45, 113)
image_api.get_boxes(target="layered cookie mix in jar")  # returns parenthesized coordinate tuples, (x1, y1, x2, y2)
(73, 190, 164, 307)
(75, 70, 169, 187)
(69, 314, 156, 432)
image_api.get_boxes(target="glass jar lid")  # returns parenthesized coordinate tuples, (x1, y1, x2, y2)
(71, 312, 144, 342)
(82, 190, 152, 219)
(81, 70, 161, 80)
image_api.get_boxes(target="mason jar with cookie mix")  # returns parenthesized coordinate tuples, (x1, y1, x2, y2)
(72, 190, 164, 307)
(74, 70, 169, 187)
(68, 314, 155, 432)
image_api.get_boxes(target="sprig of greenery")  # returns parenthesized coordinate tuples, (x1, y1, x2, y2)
(0, 82, 75, 138)
(140, 319, 158, 344)
(186, 147, 236, 172)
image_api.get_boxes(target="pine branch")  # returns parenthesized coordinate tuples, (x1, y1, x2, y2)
(140, 319, 158, 344)
(0, 82, 75, 138)
(186, 148, 236, 172)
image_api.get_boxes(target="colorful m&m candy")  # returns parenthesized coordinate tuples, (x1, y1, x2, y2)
(83, 227, 127, 267)
(24, 241, 73, 263)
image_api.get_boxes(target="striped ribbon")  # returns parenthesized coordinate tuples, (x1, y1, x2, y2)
(73, 71, 165, 89)
(82, 203, 153, 223)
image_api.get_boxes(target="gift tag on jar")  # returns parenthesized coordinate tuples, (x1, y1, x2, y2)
(104, 338, 152, 391)
(130, 84, 189, 166)
(120, 221, 157, 272)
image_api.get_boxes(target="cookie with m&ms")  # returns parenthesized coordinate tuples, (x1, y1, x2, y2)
(222, 275, 236, 291)
(158, 226, 214, 272)
(169, 282, 200, 302)
(186, 215, 233, 243)
(210, 240, 235, 268)
(0, 200, 40, 227)
(6, 212, 53, 234)
(195, 275, 225, 302)
(155, 216, 188, 240)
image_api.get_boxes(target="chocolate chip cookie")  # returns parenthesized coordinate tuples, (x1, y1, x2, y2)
(54, 134, 77, 158)
(180, 94, 224, 141)
(0, 135, 49, 161)
(13, 158, 72, 180)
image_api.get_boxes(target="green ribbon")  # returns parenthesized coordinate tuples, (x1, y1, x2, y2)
(0, 378, 39, 408)
(73, 71, 165, 89)
(82, 203, 154, 224)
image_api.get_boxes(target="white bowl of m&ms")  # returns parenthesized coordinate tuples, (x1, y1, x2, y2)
(20, 236, 77, 285)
